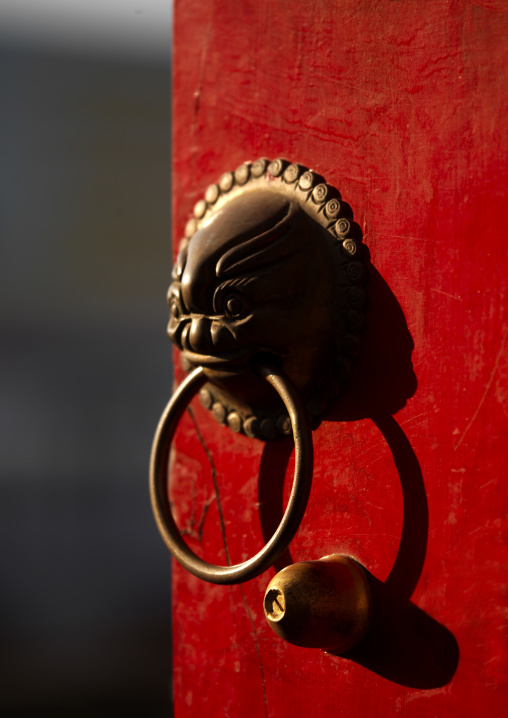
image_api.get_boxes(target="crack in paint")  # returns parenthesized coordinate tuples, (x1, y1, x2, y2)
(186, 407, 268, 715)
(240, 588, 269, 718)
(180, 489, 216, 542)
(186, 406, 231, 564)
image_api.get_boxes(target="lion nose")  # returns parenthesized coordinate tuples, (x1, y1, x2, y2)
(183, 318, 238, 356)
(185, 317, 214, 355)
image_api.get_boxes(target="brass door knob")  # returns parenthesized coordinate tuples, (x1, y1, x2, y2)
(263, 554, 372, 653)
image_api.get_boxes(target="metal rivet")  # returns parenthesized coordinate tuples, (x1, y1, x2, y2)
(227, 412, 243, 433)
(212, 401, 227, 425)
(260, 418, 276, 439)
(343, 238, 357, 255)
(268, 159, 285, 177)
(336, 218, 350, 236)
(251, 158, 268, 177)
(205, 183, 220, 204)
(184, 218, 197, 238)
(277, 415, 292, 436)
(325, 198, 341, 219)
(234, 164, 250, 185)
(199, 388, 214, 410)
(219, 172, 234, 191)
(299, 171, 315, 190)
(284, 164, 301, 183)
(244, 416, 260, 438)
(312, 183, 329, 203)
(346, 262, 364, 284)
(194, 199, 207, 218)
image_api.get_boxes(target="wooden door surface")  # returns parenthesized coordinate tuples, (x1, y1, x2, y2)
(167, 1, 508, 715)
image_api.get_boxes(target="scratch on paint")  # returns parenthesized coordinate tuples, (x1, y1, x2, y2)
(479, 479, 497, 490)
(454, 327, 508, 451)
(193, 5, 213, 116)
(186, 407, 268, 715)
(431, 288, 462, 301)
(400, 411, 430, 426)
(191, 0, 214, 189)
(381, 232, 427, 242)
(186, 406, 230, 564)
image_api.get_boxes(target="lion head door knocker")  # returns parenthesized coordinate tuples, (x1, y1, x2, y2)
(150, 158, 367, 587)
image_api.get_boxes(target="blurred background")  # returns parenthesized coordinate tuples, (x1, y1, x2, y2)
(0, 2, 173, 715)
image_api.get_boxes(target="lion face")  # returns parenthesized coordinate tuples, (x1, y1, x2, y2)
(168, 189, 339, 390)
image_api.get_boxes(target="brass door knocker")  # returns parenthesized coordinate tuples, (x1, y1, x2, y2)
(150, 158, 366, 585)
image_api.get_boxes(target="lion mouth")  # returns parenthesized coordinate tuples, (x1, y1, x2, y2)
(182, 349, 252, 372)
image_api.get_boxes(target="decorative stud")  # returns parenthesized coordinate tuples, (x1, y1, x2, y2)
(219, 172, 234, 192)
(336, 218, 350, 236)
(244, 416, 260, 438)
(277, 415, 292, 436)
(234, 164, 250, 185)
(251, 158, 268, 176)
(260, 418, 276, 439)
(312, 183, 330, 204)
(299, 171, 315, 191)
(346, 262, 365, 283)
(199, 388, 214, 410)
(227, 412, 243, 433)
(284, 164, 303, 183)
(325, 199, 341, 219)
(268, 159, 286, 177)
(343, 239, 357, 255)
(194, 199, 207, 219)
(185, 218, 197, 238)
(205, 184, 220, 204)
(212, 401, 227, 425)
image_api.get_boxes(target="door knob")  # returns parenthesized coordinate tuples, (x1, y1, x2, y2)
(150, 158, 366, 584)
(263, 555, 372, 653)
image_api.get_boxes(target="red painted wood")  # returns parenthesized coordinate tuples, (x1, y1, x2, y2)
(170, 1, 508, 715)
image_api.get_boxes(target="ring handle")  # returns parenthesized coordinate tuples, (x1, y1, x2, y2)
(149, 362, 314, 585)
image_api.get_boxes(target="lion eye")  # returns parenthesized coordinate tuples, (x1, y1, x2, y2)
(224, 294, 244, 319)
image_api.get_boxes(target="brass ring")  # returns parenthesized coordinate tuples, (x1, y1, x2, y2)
(149, 362, 313, 585)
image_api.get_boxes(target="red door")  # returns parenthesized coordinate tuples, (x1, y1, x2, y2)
(164, 1, 508, 715)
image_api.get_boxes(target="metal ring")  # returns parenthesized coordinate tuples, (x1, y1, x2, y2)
(149, 362, 313, 585)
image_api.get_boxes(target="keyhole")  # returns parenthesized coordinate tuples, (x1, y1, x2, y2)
(264, 588, 286, 621)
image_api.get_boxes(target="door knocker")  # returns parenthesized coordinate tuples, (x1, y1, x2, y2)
(150, 158, 367, 585)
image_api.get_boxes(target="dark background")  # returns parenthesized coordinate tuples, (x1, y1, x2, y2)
(0, 3, 173, 715)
